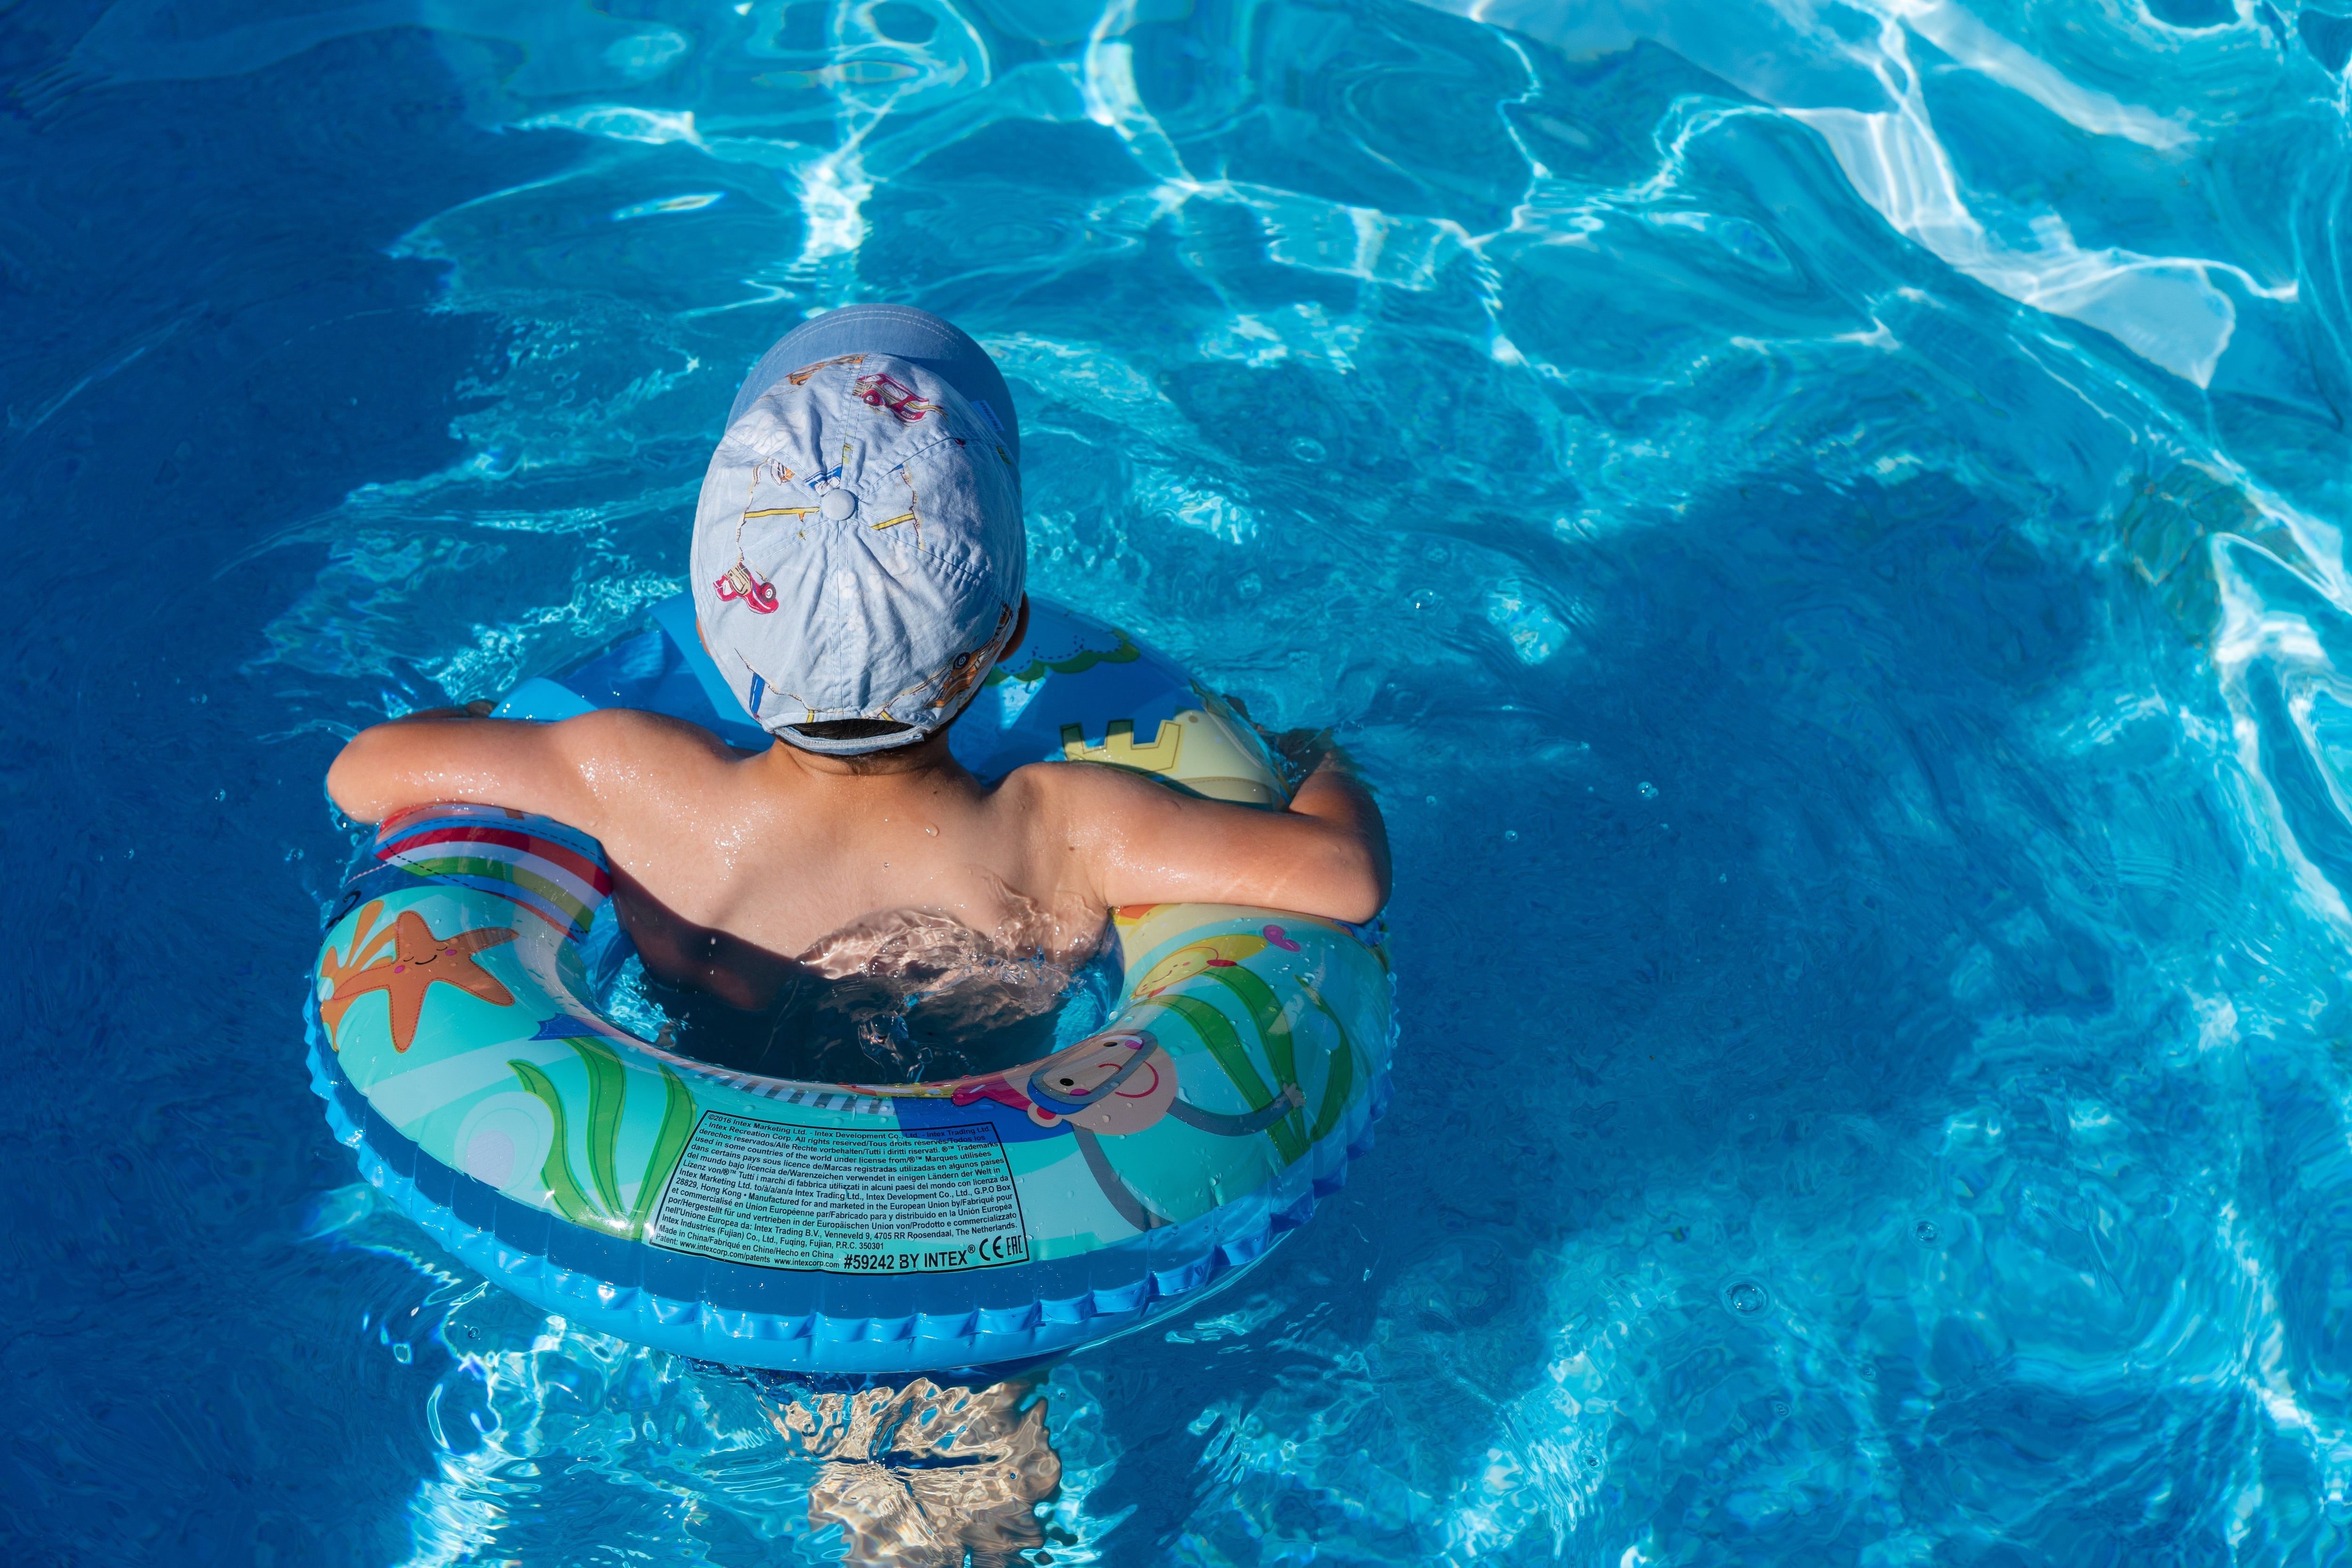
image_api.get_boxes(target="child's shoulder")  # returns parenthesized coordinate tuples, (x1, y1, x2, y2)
(991, 756, 1202, 824)
(545, 706, 749, 768)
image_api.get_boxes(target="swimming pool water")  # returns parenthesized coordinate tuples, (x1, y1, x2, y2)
(11, 0, 2352, 1561)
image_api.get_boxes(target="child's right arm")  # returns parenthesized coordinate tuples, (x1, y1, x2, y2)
(1041, 745, 1391, 924)
(326, 708, 714, 830)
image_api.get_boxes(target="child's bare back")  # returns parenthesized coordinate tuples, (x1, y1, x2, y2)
(327, 692, 1385, 1008)
(325, 307, 1386, 1029)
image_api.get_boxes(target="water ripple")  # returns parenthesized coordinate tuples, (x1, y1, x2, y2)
(23, 0, 2352, 1560)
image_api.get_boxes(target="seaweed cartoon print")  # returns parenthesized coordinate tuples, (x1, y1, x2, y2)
(853, 371, 939, 423)
(317, 900, 518, 1053)
(1123, 931, 1367, 1167)
(507, 1035, 697, 1240)
(985, 628, 1143, 687)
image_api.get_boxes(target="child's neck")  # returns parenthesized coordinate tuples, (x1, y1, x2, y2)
(763, 732, 968, 788)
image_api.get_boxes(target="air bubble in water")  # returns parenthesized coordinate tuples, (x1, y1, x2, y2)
(1915, 1219, 1941, 1245)
(1638, 781, 1659, 799)
(1724, 1279, 1768, 1314)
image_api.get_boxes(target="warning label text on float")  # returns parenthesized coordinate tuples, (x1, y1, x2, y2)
(649, 1111, 1029, 1275)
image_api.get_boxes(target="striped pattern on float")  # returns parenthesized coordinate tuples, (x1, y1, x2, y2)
(373, 804, 612, 940)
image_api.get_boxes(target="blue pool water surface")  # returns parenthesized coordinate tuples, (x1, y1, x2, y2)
(12, 1, 2352, 1561)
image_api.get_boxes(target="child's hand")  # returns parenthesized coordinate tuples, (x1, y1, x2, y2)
(385, 699, 498, 722)
(1269, 727, 1370, 792)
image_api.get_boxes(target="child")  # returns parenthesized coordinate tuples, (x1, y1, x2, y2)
(326, 306, 1389, 1043)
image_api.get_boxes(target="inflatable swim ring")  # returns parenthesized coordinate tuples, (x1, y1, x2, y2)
(308, 594, 1395, 1373)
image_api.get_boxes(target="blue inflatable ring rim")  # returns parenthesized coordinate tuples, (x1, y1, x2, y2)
(307, 1000, 1390, 1375)
(306, 600, 1397, 1375)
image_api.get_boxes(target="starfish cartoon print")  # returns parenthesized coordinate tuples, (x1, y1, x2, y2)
(320, 901, 518, 1052)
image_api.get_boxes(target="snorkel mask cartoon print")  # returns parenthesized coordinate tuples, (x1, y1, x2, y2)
(952, 1031, 1178, 1134)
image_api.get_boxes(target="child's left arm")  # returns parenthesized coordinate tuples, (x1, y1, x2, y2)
(1046, 745, 1391, 924)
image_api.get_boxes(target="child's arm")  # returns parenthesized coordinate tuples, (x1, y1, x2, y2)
(1049, 743, 1391, 924)
(326, 708, 692, 828)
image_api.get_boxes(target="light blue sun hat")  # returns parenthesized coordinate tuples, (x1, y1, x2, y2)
(691, 309, 1026, 754)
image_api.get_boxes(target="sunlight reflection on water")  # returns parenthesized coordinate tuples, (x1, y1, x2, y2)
(27, 0, 2352, 1559)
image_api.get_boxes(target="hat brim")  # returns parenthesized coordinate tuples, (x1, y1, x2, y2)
(728, 304, 1021, 467)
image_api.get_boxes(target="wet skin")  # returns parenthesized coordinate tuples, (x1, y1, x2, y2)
(326, 601, 1390, 1002)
